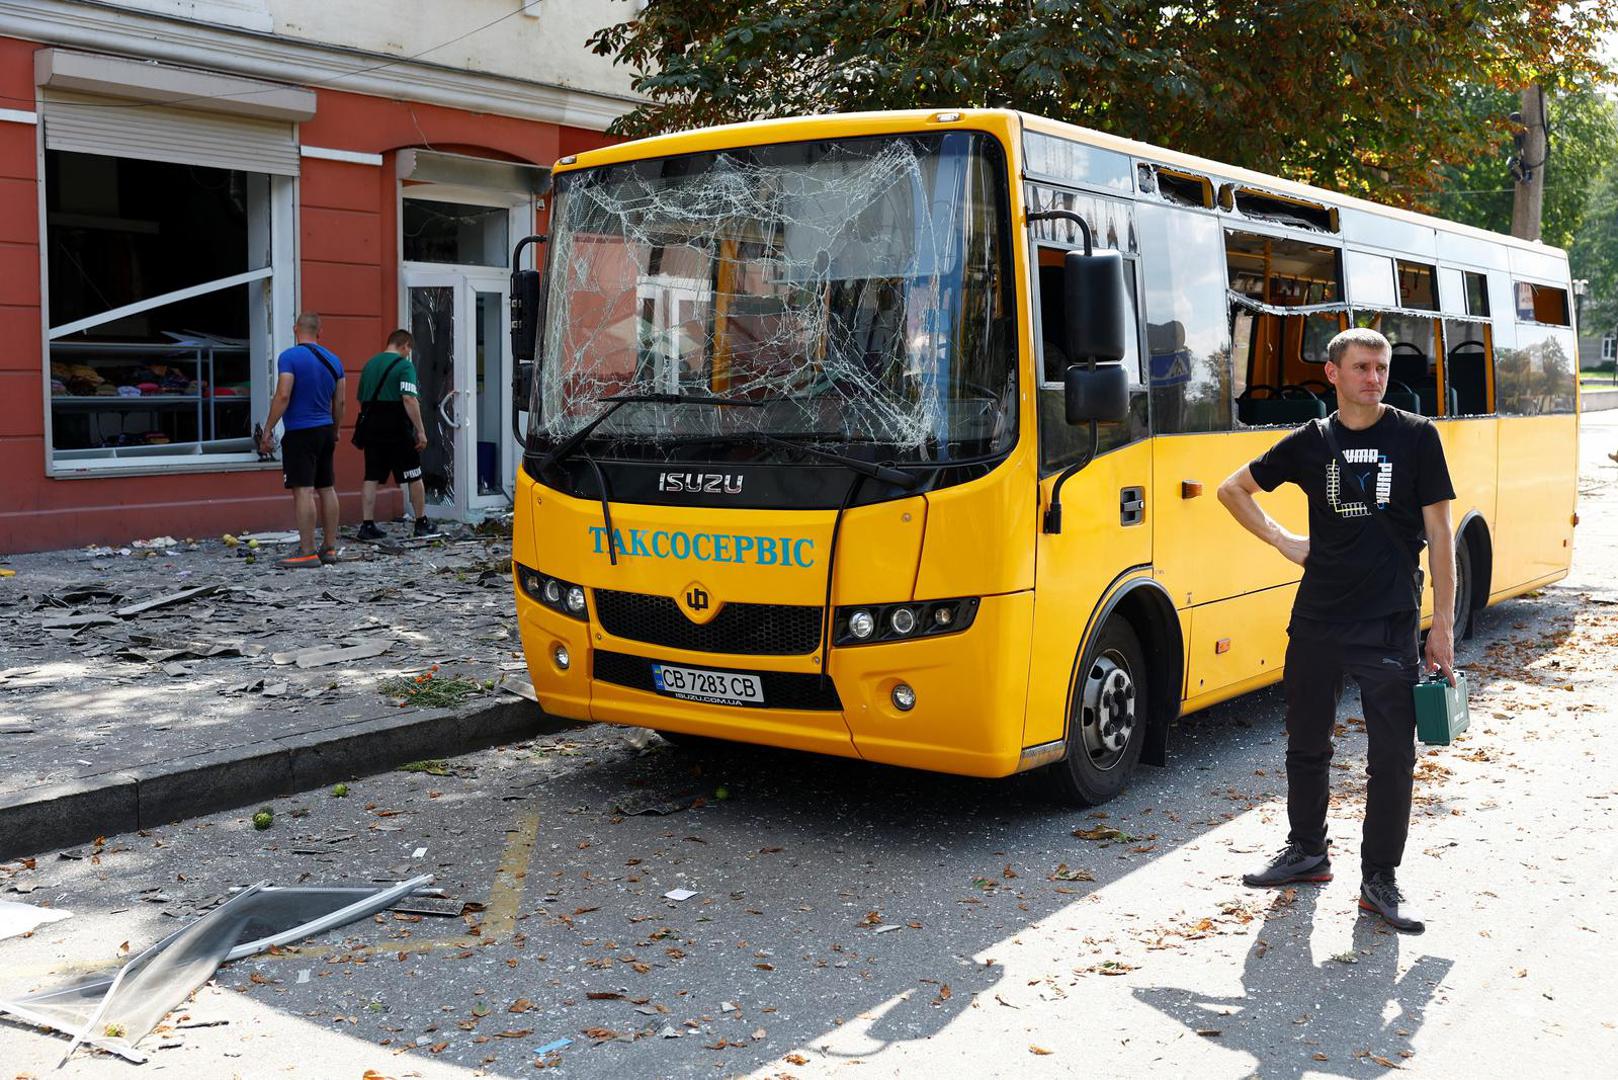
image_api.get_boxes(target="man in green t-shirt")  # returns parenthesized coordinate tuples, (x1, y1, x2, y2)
(355, 329, 430, 540)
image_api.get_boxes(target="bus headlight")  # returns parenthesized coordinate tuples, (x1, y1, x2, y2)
(891, 683, 917, 711)
(515, 563, 589, 622)
(834, 598, 979, 646)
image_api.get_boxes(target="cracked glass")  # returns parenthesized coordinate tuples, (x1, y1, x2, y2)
(530, 132, 1016, 465)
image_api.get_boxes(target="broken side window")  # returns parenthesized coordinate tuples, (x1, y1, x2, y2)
(1224, 230, 1344, 426)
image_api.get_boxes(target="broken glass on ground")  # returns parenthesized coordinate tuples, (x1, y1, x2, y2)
(0, 874, 432, 1065)
(271, 640, 395, 668)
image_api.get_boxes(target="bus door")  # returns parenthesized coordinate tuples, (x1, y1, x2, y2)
(1024, 241, 1153, 749)
(1141, 208, 1307, 704)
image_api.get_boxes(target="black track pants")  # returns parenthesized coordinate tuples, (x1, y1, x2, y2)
(1282, 612, 1421, 878)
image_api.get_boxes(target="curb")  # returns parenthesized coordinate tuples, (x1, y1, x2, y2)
(1581, 387, 1618, 412)
(0, 697, 582, 862)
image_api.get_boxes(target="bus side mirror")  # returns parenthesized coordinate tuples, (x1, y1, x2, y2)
(1065, 363, 1130, 424)
(1063, 249, 1127, 365)
(510, 268, 542, 364)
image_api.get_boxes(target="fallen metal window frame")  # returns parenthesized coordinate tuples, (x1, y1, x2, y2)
(0, 874, 434, 1065)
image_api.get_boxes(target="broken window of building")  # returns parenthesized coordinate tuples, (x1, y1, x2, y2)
(45, 150, 287, 469)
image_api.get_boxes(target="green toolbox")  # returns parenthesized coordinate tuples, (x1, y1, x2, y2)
(1414, 671, 1470, 746)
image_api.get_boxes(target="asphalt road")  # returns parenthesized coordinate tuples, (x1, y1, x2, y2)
(3, 412, 1616, 1080)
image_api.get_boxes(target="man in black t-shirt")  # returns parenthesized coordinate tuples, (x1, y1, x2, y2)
(1217, 328, 1457, 934)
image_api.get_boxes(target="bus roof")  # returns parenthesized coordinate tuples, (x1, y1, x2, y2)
(557, 108, 1568, 265)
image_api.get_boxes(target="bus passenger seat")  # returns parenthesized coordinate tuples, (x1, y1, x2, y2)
(1446, 342, 1488, 416)
(1389, 349, 1435, 415)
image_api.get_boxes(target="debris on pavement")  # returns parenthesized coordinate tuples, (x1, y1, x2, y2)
(114, 583, 218, 619)
(0, 875, 433, 1065)
(615, 792, 697, 816)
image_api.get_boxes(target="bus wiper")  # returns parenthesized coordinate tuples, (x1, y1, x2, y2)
(730, 432, 920, 490)
(537, 392, 767, 566)
(538, 392, 767, 472)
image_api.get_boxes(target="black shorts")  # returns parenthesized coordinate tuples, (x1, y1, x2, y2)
(363, 433, 423, 486)
(281, 425, 336, 489)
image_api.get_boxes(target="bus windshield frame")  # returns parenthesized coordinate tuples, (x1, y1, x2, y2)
(529, 130, 1017, 468)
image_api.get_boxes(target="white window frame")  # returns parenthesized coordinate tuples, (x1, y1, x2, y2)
(39, 138, 297, 477)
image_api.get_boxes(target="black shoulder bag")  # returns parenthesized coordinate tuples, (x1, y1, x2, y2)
(351, 355, 404, 450)
(1313, 417, 1424, 608)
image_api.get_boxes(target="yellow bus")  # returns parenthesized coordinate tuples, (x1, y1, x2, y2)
(508, 109, 1579, 804)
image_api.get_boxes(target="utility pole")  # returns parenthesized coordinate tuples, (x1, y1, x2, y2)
(1511, 84, 1548, 241)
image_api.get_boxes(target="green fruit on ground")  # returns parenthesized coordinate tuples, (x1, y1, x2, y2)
(332, 783, 349, 797)
(714, 786, 730, 800)
(252, 810, 273, 830)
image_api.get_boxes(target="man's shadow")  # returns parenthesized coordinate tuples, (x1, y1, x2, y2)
(1134, 885, 1453, 1078)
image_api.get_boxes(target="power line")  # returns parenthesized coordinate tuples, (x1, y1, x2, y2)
(2, 1, 545, 112)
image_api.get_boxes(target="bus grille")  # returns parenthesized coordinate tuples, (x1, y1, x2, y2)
(592, 589, 823, 656)
(592, 650, 843, 711)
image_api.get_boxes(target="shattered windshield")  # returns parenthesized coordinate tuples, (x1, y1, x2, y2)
(531, 132, 1015, 464)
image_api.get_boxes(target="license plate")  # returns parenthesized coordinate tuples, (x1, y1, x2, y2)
(651, 662, 764, 706)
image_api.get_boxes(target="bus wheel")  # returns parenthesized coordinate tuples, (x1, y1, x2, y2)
(1045, 619, 1148, 806)
(1454, 536, 1475, 640)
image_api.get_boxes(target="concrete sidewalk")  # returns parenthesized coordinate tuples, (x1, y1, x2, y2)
(0, 522, 577, 860)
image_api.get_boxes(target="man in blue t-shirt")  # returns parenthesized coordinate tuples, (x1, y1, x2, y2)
(260, 312, 347, 568)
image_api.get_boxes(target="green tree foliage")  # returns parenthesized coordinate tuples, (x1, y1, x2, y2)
(1571, 164, 1618, 335)
(589, 1, 1617, 207)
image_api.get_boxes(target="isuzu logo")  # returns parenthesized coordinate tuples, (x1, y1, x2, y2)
(658, 471, 743, 495)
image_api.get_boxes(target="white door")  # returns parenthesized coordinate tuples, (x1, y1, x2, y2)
(402, 269, 515, 520)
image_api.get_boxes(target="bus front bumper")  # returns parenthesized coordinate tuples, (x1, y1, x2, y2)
(515, 590, 1034, 778)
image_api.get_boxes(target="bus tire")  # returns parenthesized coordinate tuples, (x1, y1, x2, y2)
(1044, 618, 1148, 806)
(1453, 535, 1475, 640)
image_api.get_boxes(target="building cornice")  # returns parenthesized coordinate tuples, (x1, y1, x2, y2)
(0, 0, 641, 131)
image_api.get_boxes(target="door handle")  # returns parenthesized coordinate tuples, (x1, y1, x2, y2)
(438, 388, 466, 429)
(1120, 486, 1145, 526)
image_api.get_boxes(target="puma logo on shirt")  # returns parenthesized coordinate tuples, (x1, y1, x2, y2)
(1327, 448, 1391, 518)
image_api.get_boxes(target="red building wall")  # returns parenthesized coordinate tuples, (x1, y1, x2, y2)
(0, 34, 617, 554)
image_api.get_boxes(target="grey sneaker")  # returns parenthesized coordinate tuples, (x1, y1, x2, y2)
(413, 516, 434, 538)
(1359, 872, 1425, 933)
(1242, 842, 1332, 887)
